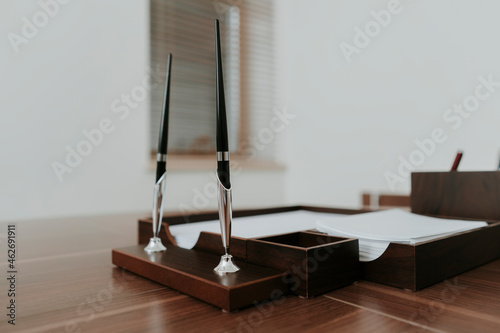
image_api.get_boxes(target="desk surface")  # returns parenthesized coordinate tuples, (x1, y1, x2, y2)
(1, 213, 499, 333)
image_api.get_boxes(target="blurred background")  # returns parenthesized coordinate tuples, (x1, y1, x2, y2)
(2, 0, 500, 222)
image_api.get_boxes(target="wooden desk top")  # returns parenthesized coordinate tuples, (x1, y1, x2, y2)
(1, 213, 499, 332)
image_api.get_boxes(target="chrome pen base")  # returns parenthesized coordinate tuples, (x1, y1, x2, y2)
(145, 172, 168, 253)
(215, 174, 239, 273)
(144, 237, 167, 253)
(214, 254, 240, 274)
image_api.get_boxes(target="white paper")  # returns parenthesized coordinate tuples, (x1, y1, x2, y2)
(169, 210, 344, 249)
(316, 209, 488, 261)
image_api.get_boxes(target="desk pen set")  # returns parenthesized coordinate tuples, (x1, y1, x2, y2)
(144, 20, 239, 273)
(112, 19, 359, 311)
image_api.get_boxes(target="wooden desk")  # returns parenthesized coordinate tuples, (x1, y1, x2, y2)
(1, 213, 499, 332)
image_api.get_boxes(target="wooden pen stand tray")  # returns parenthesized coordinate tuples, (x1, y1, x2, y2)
(112, 242, 286, 312)
(113, 209, 360, 311)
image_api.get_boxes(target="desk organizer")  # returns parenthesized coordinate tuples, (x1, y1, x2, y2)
(247, 232, 359, 297)
(113, 207, 362, 311)
(367, 171, 500, 290)
(363, 171, 500, 290)
(113, 203, 500, 310)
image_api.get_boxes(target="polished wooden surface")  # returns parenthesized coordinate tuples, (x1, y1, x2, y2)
(1, 213, 499, 332)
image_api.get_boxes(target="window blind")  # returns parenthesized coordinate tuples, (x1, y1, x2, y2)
(150, 0, 277, 160)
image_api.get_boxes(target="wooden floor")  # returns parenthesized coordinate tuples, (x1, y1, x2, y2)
(1, 213, 499, 332)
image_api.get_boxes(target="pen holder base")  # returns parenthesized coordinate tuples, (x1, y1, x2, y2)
(112, 245, 287, 312)
(144, 237, 167, 253)
(214, 254, 240, 274)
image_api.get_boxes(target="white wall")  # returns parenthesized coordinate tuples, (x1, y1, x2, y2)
(279, 0, 500, 208)
(5, 0, 500, 221)
(0, 0, 285, 222)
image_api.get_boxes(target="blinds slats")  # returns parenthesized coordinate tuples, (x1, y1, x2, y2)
(150, 0, 276, 159)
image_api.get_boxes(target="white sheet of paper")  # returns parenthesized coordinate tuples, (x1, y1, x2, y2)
(316, 209, 488, 261)
(169, 208, 487, 262)
(169, 210, 344, 249)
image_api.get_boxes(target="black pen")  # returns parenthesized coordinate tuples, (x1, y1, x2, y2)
(213, 19, 239, 273)
(156, 53, 172, 181)
(215, 20, 231, 189)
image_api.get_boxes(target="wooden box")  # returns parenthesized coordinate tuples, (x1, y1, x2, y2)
(247, 232, 359, 297)
(411, 171, 500, 220)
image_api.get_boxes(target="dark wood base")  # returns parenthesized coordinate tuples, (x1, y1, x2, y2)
(112, 245, 288, 312)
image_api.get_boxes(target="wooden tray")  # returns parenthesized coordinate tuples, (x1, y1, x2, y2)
(112, 244, 287, 312)
(362, 222, 500, 290)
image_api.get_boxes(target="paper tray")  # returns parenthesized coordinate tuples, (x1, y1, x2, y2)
(362, 222, 500, 290)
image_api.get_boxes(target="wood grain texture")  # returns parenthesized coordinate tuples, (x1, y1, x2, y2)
(411, 171, 500, 219)
(12, 290, 429, 333)
(1, 210, 499, 332)
(326, 259, 500, 333)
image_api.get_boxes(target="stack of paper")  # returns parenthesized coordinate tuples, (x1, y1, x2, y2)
(169, 210, 344, 249)
(316, 209, 488, 261)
